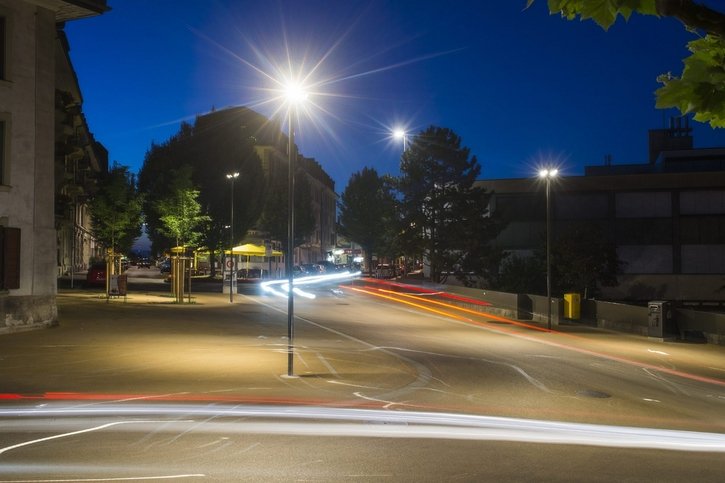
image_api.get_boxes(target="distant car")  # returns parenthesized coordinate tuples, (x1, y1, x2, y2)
(137, 258, 151, 268)
(237, 268, 262, 282)
(86, 262, 107, 286)
(299, 263, 323, 276)
(316, 261, 339, 273)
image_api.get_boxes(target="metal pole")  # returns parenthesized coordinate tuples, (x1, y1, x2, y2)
(287, 108, 296, 377)
(546, 177, 552, 331)
(229, 176, 234, 303)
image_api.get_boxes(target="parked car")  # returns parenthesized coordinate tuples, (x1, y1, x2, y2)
(137, 258, 151, 268)
(86, 262, 107, 287)
(159, 260, 171, 274)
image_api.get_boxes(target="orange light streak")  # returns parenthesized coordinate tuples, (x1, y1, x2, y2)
(344, 285, 725, 388)
(346, 286, 472, 322)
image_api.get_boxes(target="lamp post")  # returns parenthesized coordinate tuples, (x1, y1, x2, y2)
(539, 168, 558, 330)
(284, 82, 307, 377)
(226, 172, 239, 303)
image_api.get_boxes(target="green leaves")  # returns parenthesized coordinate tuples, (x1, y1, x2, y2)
(88, 163, 143, 253)
(156, 187, 210, 249)
(339, 167, 398, 270)
(544, 0, 657, 29)
(656, 35, 725, 128)
(530, 0, 725, 128)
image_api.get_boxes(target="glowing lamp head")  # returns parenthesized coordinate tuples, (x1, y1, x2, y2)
(539, 168, 558, 179)
(393, 129, 406, 140)
(284, 81, 308, 104)
(226, 172, 239, 179)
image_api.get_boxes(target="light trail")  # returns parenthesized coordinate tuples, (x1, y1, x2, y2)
(375, 287, 550, 332)
(345, 285, 472, 322)
(260, 270, 361, 299)
(0, 475, 206, 482)
(345, 282, 725, 389)
(0, 404, 723, 453)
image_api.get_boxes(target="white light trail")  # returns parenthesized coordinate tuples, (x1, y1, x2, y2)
(260, 271, 361, 299)
(1, 404, 724, 453)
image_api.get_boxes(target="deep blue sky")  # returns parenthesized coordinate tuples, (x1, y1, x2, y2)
(65, 0, 725, 191)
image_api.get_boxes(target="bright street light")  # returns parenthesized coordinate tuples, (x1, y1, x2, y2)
(393, 128, 407, 151)
(226, 172, 239, 303)
(284, 81, 309, 104)
(538, 167, 558, 330)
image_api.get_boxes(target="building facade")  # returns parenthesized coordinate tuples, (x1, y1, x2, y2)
(479, 121, 725, 302)
(55, 26, 107, 277)
(0, 0, 107, 332)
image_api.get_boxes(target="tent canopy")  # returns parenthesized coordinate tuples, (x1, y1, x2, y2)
(224, 243, 282, 257)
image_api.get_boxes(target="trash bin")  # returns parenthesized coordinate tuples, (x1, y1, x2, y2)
(563, 293, 581, 320)
(648, 301, 674, 339)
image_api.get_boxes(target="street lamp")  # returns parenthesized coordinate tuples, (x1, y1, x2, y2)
(284, 81, 307, 377)
(393, 128, 407, 151)
(539, 168, 558, 330)
(226, 172, 239, 303)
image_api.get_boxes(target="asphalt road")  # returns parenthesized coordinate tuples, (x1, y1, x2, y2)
(1, 270, 724, 480)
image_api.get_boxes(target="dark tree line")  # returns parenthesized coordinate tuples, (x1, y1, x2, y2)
(339, 126, 505, 286)
(137, 108, 315, 274)
(338, 125, 622, 296)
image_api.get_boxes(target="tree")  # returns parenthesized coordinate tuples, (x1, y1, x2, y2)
(397, 126, 503, 284)
(156, 189, 209, 249)
(339, 167, 398, 273)
(138, 110, 266, 274)
(88, 163, 143, 255)
(530, 0, 725, 127)
(551, 223, 622, 298)
(495, 254, 546, 295)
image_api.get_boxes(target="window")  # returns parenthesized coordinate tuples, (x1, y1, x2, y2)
(0, 16, 5, 80)
(0, 226, 21, 290)
(0, 119, 5, 185)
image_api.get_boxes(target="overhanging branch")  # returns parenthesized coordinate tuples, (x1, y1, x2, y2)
(656, 0, 725, 38)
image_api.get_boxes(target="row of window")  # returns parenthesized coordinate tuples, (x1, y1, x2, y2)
(499, 190, 725, 221)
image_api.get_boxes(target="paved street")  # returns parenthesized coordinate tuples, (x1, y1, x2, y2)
(1, 274, 725, 480)
(5, 273, 725, 429)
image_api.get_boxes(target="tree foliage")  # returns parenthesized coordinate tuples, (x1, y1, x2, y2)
(88, 163, 143, 254)
(339, 167, 398, 272)
(492, 224, 622, 297)
(530, 0, 725, 127)
(397, 126, 503, 285)
(551, 223, 621, 297)
(155, 168, 210, 249)
(138, 109, 266, 259)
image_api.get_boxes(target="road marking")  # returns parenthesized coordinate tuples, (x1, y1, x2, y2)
(0, 420, 192, 456)
(643, 398, 661, 403)
(326, 380, 382, 390)
(244, 294, 434, 403)
(316, 353, 339, 376)
(353, 391, 407, 409)
(647, 349, 670, 356)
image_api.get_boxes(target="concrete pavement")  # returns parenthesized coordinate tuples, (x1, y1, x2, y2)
(1, 281, 723, 415)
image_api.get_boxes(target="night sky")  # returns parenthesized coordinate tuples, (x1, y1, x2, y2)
(65, 0, 725, 191)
